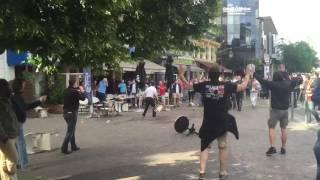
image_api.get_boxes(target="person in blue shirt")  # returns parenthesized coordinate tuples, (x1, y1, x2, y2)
(118, 80, 127, 94)
(97, 78, 108, 102)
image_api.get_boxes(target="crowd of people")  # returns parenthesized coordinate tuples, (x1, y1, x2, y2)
(3, 65, 320, 180)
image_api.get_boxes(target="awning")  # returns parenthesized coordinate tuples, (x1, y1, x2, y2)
(7, 50, 29, 66)
(173, 64, 204, 72)
(120, 60, 165, 74)
(195, 60, 232, 73)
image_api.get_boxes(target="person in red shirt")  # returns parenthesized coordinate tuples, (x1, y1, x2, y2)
(159, 81, 167, 106)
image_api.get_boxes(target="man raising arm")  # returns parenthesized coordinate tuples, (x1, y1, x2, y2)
(178, 63, 252, 180)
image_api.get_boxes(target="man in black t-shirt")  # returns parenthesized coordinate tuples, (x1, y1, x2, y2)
(61, 79, 85, 154)
(179, 64, 251, 180)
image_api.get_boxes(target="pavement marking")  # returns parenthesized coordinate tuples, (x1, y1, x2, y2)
(144, 150, 198, 166)
(48, 175, 72, 180)
(116, 176, 141, 180)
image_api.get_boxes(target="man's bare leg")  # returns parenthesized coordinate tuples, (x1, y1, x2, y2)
(280, 128, 287, 154)
(200, 148, 209, 173)
(219, 146, 228, 175)
(269, 128, 276, 147)
(281, 128, 287, 148)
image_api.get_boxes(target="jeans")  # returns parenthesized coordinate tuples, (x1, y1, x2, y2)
(16, 123, 28, 169)
(61, 111, 78, 151)
(96, 92, 106, 102)
(314, 130, 320, 180)
(142, 97, 156, 117)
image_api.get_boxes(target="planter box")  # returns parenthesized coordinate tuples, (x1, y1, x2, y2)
(48, 104, 64, 114)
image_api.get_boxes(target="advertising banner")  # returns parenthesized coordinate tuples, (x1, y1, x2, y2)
(83, 67, 92, 104)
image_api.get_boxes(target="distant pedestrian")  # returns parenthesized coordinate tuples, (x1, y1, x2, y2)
(188, 79, 195, 106)
(142, 82, 157, 118)
(0, 79, 19, 180)
(171, 79, 182, 106)
(118, 80, 127, 95)
(234, 75, 244, 111)
(159, 81, 167, 106)
(97, 78, 108, 102)
(61, 79, 85, 154)
(250, 78, 260, 109)
(11, 78, 47, 169)
(130, 80, 137, 107)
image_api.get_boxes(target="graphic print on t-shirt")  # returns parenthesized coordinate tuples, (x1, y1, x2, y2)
(204, 85, 225, 100)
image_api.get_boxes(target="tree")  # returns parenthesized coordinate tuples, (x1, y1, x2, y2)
(281, 41, 318, 72)
(0, 0, 129, 71)
(0, 0, 222, 72)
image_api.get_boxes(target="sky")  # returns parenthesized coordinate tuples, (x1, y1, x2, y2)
(259, 0, 320, 56)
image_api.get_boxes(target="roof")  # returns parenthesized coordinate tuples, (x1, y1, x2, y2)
(258, 16, 278, 35)
(195, 60, 232, 73)
(172, 64, 204, 72)
(120, 60, 165, 74)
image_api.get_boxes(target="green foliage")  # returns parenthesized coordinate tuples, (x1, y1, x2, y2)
(0, 0, 222, 71)
(281, 41, 318, 72)
(47, 75, 65, 105)
(28, 55, 57, 75)
(22, 71, 35, 82)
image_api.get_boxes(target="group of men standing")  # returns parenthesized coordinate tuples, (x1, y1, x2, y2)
(176, 63, 300, 180)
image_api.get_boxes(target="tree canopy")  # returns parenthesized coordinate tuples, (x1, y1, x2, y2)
(281, 41, 318, 73)
(0, 0, 222, 72)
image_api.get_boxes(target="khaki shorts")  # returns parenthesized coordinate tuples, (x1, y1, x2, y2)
(268, 109, 288, 128)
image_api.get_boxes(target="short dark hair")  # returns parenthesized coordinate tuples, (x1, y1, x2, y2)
(12, 78, 26, 94)
(69, 78, 77, 87)
(273, 71, 289, 82)
(208, 63, 221, 81)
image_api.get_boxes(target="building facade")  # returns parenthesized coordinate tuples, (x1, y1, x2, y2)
(221, 0, 259, 70)
(257, 16, 278, 78)
(0, 51, 16, 81)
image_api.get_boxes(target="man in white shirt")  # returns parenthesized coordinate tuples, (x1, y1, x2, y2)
(142, 82, 158, 117)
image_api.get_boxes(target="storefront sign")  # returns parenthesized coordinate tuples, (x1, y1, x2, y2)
(223, 5, 252, 15)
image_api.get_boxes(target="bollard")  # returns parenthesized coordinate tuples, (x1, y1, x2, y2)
(304, 100, 310, 124)
(291, 91, 294, 121)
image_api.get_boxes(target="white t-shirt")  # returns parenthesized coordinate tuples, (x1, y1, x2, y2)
(175, 84, 180, 93)
(131, 83, 137, 94)
(145, 86, 157, 98)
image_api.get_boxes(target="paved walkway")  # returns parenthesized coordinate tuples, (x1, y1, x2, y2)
(19, 99, 318, 180)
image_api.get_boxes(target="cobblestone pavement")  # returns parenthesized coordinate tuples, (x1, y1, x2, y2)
(19, 99, 318, 180)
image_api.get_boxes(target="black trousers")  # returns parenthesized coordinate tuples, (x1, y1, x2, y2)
(236, 93, 243, 111)
(143, 97, 156, 117)
(61, 111, 78, 151)
(188, 91, 195, 103)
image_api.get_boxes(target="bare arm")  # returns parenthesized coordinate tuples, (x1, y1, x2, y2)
(236, 74, 250, 92)
(178, 66, 193, 90)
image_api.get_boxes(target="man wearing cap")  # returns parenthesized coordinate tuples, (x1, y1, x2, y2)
(179, 63, 252, 180)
